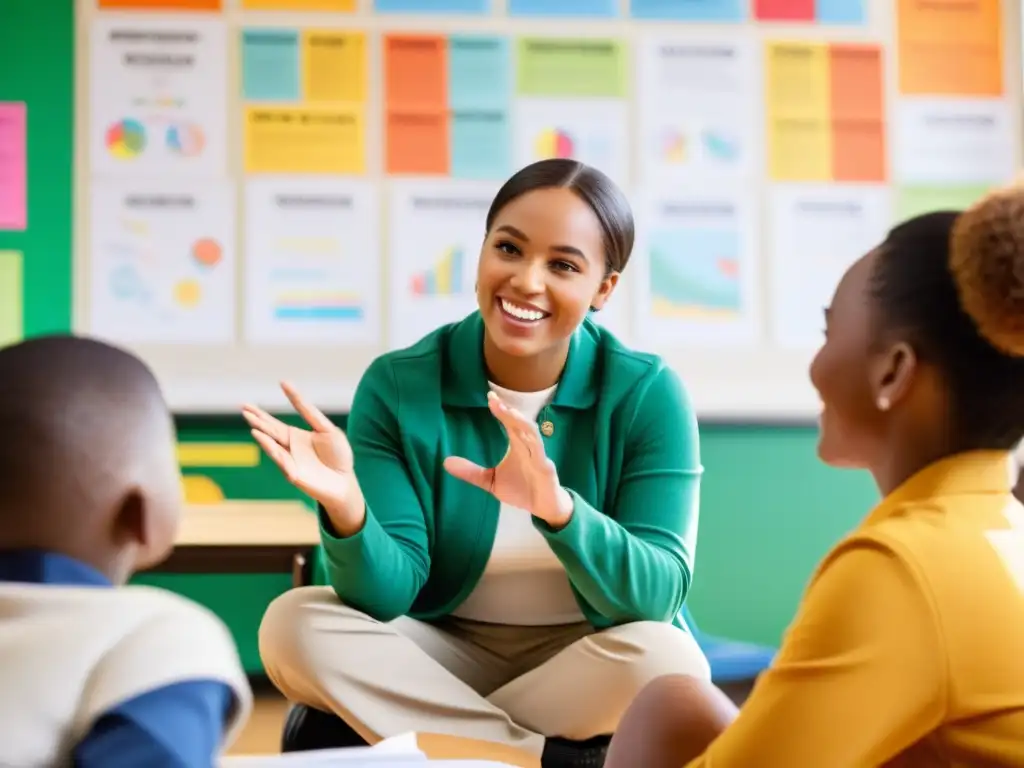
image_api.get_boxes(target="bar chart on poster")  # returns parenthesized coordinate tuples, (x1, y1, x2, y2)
(71, 0, 1021, 418)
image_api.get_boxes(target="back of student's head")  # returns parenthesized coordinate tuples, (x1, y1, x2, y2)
(811, 184, 1024, 474)
(0, 336, 181, 583)
(871, 189, 1024, 450)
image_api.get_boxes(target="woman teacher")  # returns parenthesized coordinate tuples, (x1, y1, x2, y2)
(248, 160, 709, 768)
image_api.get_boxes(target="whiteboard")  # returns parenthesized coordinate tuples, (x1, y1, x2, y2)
(73, 0, 1023, 420)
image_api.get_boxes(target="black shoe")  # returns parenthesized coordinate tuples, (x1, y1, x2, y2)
(541, 735, 611, 767)
(280, 704, 369, 752)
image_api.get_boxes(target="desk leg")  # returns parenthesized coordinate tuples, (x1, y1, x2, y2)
(291, 553, 306, 588)
(292, 550, 316, 588)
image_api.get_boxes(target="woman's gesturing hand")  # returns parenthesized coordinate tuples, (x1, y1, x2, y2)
(242, 382, 366, 536)
(443, 391, 574, 528)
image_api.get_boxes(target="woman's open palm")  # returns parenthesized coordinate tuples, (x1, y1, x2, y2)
(444, 392, 566, 524)
(242, 382, 360, 511)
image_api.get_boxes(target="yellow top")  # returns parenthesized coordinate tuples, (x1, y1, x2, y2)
(689, 451, 1024, 767)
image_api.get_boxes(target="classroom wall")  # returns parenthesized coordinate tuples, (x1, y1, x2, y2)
(2, 0, 880, 673)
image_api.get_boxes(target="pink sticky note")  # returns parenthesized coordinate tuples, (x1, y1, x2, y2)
(0, 103, 26, 231)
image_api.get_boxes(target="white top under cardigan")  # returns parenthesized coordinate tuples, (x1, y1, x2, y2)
(450, 382, 586, 626)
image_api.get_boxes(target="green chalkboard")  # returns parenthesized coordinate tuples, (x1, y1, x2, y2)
(0, 0, 74, 337)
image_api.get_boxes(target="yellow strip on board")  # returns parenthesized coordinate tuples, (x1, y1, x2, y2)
(177, 442, 260, 468)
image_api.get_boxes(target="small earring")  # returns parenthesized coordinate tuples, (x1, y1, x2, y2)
(877, 396, 891, 412)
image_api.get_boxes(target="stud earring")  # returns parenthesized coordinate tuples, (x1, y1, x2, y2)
(877, 396, 891, 412)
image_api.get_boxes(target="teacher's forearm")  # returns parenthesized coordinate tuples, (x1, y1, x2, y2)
(319, 505, 428, 622)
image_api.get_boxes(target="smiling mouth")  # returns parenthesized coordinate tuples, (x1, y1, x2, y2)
(498, 297, 550, 323)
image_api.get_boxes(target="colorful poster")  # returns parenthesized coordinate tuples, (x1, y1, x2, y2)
(754, 0, 865, 22)
(242, 28, 367, 175)
(513, 100, 629, 185)
(0, 251, 22, 346)
(374, 0, 490, 11)
(895, 185, 990, 220)
(0, 103, 26, 231)
(893, 99, 1014, 184)
(384, 34, 511, 179)
(765, 41, 885, 183)
(90, 18, 228, 177)
(244, 106, 365, 174)
(633, 184, 759, 347)
(388, 181, 496, 350)
(896, 0, 1002, 96)
(87, 180, 236, 344)
(636, 37, 757, 182)
(513, 38, 628, 185)
(242, 0, 355, 9)
(509, 0, 619, 16)
(243, 178, 380, 345)
(769, 184, 892, 349)
(632, 0, 744, 20)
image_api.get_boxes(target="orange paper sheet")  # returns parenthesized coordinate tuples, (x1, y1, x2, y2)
(829, 44, 884, 122)
(384, 35, 447, 111)
(829, 43, 886, 182)
(832, 121, 886, 182)
(897, 0, 1003, 96)
(386, 111, 449, 175)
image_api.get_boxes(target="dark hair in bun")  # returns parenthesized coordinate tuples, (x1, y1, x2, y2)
(950, 186, 1024, 357)
(870, 186, 1024, 451)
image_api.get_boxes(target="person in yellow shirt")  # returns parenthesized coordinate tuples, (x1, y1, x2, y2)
(605, 185, 1024, 767)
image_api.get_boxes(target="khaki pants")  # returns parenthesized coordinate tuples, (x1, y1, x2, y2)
(259, 586, 711, 757)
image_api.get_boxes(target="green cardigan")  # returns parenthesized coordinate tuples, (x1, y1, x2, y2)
(319, 312, 702, 630)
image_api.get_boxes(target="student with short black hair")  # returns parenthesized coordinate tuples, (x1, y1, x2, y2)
(605, 185, 1024, 767)
(0, 336, 251, 767)
(249, 159, 709, 768)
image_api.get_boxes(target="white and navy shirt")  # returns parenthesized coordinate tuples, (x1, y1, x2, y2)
(0, 550, 251, 767)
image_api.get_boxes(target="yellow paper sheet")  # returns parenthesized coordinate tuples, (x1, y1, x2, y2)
(765, 41, 831, 121)
(302, 30, 367, 103)
(768, 117, 833, 181)
(177, 442, 261, 468)
(0, 251, 23, 346)
(244, 106, 365, 174)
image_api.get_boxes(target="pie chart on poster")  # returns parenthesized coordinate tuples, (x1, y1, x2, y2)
(106, 119, 146, 161)
(166, 123, 205, 158)
(534, 128, 575, 160)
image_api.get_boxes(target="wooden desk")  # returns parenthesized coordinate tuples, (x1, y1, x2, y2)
(147, 502, 321, 586)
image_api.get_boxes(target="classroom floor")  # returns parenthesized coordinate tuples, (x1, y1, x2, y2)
(229, 682, 758, 756)
(229, 693, 289, 756)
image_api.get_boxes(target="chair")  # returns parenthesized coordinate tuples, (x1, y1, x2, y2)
(683, 605, 776, 702)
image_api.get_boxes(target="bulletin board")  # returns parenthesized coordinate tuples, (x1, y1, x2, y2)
(72, 0, 1022, 420)
(0, 0, 75, 344)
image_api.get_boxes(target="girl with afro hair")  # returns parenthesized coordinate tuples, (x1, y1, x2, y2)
(605, 184, 1024, 768)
